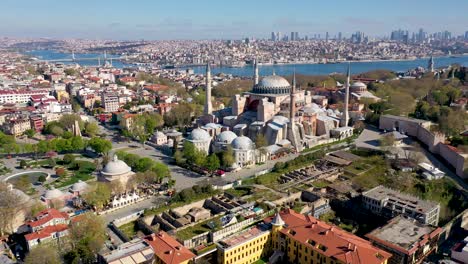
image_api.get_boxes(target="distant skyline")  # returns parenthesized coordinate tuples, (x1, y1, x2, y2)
(1, 0, 467, 40)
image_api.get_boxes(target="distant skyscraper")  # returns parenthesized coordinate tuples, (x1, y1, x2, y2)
(338, 32, 342, 41)
(465, 31, 468, 40)
(295, 32, 299, 41)
(325, 32, 329, 42)
(271, 32, 275, 41)
(290, 32, 295, 41)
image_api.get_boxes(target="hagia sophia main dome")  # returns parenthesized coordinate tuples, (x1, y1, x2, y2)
(252, 75, 291, 95)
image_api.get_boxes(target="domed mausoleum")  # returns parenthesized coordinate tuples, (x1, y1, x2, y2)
(186, 128, 212, 153)
(99, 155, 135, 190)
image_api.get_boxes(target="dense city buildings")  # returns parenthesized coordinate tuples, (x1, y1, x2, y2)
(0, 3, 467, 262)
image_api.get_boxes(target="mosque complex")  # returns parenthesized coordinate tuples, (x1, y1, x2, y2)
(186, 61, 366, 169)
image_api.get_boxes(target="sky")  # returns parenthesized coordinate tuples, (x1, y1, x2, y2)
(0, 0, 467, 40)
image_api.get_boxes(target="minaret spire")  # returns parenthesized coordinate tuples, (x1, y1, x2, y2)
(340, 63, 350, 127)
(290, 70, 296, 120)
(428, 55, 434, 73)
(254, 58, 259, 85)
(204, 62, 213, 115)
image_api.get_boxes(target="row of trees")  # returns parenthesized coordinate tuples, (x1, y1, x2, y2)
(6, 136, 112, 157)
(116, 151, 171, 182)
(174, 142, 222, 174)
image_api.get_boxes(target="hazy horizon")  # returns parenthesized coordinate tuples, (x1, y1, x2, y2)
(0, 0, 467, 40)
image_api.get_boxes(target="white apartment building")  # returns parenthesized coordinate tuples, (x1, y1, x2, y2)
(0, 89, 49, 104)
(101, 92, 120, 113)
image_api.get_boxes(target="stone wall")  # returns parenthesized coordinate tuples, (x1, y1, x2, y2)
(439, 144, 468, 179)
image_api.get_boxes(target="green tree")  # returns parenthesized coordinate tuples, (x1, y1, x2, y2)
(174, 150, 184, 165)
(20, 159, 28, 169)
(68, 213, 106, 263)
(84, 122, 99, 137)
(88, 137, 112, 155)
(47, 158, 56, 168)
(70, 136, 85, 151)
(221, 146, 235, 168)
(255, 134, 268, 148)
(25, 129, 35, 138)
(182, 141, 197, 164)
(24, 244, 61, 264)
(59, 114, 84, 131)
(82, 182, 111, 210)
(151, 162, 170, 181)
(135, 157, 154, 172)
(63, 154, 76, 164)
(205, 154, 220, 175)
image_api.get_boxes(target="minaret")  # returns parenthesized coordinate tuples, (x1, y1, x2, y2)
(290, 70, 296, 120)
(204, 63, 213, 115)
(340, 63, 350, 127)
(428, 55, 434, 73)
(287, 70, 303, 152)
(253, 59, 259, 85)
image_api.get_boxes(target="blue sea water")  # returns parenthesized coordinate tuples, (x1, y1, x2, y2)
(26, 50, 468, 77)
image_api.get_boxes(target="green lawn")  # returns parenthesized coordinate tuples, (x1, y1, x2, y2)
(51, 160, 96, 188)
(345, 154, 468, 225)
(176, 216, 222, 241)
(118, 221, 138, 239)
(312, 180, 330, 188)
(225, 187, 251, 197)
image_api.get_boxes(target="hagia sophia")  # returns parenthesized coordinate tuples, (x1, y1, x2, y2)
(187, 61, 360, 169)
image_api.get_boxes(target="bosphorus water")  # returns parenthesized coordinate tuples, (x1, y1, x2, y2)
(27, 50, 468, 76)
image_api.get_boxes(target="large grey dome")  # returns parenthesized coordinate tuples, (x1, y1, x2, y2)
(216, 131, 237, 144)
(231, 136, 254, 150)
(189, 128, 211, 141)
(252, 75, 291, 94)
(102, 155, 132, 176)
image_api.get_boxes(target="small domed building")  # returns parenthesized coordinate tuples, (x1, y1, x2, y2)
(186, 128, 212, 154)
(350, 81, 368, 94)
(213, 130, 238, 152)
(231, 136, 255, 167)
(99, 155, 135, 190)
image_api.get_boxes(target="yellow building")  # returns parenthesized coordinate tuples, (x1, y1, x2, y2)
(217, 224, 272, 264)
(216, 209, 392, 264)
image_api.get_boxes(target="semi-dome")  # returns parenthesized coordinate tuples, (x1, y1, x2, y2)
(70, 180, 89, 192)
(231, 136, 254, 150)
(188, 128, 211, 141)
(102, 155, 132, 176)
(44, 188, 64, 200)
(252, 75, 291, 94)
(216, 131, 237, 144)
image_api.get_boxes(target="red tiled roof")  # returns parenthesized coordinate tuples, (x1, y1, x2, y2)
(24, 224, 68, 241)
(265, 209, 392, 264)
(26, 208, 69, 228)
(144, 231, 195, 264)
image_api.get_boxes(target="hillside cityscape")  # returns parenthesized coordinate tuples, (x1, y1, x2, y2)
(0, 1, 468, 264)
